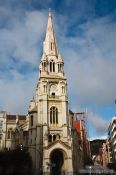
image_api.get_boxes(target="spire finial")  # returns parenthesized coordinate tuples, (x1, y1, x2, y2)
(49, 8, 52, 17)
(43, 8, 58, 56)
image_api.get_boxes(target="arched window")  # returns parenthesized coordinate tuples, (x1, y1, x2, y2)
(7, 129, 12, 139)
(56, 134, 60, 140)
(60, 64, 62, 71)
(48, 135, 52, 142)
(51, 92, 55, 98)
(42, 61, 46, 71)
(51, 42, 54, 51)
(50, 60, 55, 72)
(44, 85, 46, 93)
(62, 86, 65, 93)
(58, 63, 63, 72)
(7, 130, 11, 139)
(53, 135, 56, 141)
(30, 115, 33, 126)
(58, 64, 59, 72)
(50, 106, 58, 124)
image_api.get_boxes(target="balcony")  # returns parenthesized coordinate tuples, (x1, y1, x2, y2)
(49, 94, 59, 100)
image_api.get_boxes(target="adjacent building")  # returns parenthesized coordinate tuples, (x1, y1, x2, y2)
(108, 116, 116, 161)
(102, 139, 111, 166)
(70, 111, 91, 168)
(0, 111, 27, 150)
(0, 111, 6, 150)
(93, 138, 112, 167)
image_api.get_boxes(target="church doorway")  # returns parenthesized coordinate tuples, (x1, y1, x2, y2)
(50, 149, 64, 175)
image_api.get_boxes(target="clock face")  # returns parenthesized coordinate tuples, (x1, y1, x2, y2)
(50, 84, 57, 91)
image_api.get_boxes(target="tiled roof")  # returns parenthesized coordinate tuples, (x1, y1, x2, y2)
(7, 115, 16, 120)
(18, 115, 26, 120)
(6, 115, 26, 120)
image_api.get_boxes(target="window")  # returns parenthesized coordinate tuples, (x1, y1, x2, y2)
(51, 92, 55, 97)
(0, 120, 3, 127)
(58, 64, 59, 72)
(48, 134, 60, 143)
(44, 85, 46, 93)
(48, 135, 52, 142)
(50, 106, 58, 124)
(7, 130, 11, 139)
(58, 63, 63, 72)
(51, 42, 54, 50)
(57, 134, 60, 140)
(53, 135, 56, 141)
(50, 60, 55, 72)
(42, 61, 46, 71)
(30, 115, 33, 126)
(60, 64, 62, 71)
(62, 86, 65, 93)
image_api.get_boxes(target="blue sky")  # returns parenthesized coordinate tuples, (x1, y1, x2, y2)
(0, 0, 116, 139)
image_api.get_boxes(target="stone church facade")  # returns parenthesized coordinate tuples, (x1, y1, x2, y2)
(28, 10, 73, 174)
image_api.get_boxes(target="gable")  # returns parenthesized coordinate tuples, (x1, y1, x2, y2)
(45, 140, 71, 150)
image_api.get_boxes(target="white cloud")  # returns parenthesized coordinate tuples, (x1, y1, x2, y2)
(0, 10, 47, 67)
(0, 4, 116, 127)
(58, 14, 116, 107)
(88, 111, 110, 134)
(0, 71, 37, 114)
(0, 9, 47, 113)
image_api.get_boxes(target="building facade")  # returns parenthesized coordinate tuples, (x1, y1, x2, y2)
(0, 111, 27, 150)
(73, 112, 90, 163)
(101, 140, 111, 167)
(108, 116, 116, 161)
(0, 111, 6, 150)
(28, 10, 73, 175)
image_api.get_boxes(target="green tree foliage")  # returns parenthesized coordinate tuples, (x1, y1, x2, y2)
(0, 149, 32, 175)
(107, 160, 116, 171)
(84, 156, 94, 166)
(90, 139, 105, 155)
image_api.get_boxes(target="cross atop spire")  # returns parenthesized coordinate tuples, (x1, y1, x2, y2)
(43, 9, 58, 56)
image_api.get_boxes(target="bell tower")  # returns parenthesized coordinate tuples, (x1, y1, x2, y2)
(39, 9, 64, 78)
(29, 9, 73, 175)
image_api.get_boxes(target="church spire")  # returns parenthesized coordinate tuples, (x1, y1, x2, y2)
(43, 9, 58, 56)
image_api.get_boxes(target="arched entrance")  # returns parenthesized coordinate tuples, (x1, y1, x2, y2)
(50, 149, 65, 175)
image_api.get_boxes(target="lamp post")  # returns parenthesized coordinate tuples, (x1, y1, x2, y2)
(88, 166, 92, 175)
(46, 162, 56, 175)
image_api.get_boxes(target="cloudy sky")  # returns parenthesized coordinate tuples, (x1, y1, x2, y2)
(0, 0, 116, 139)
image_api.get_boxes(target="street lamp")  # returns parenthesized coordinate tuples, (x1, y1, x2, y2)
(88, 166, 92, 175)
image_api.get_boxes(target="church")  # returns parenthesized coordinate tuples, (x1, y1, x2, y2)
(28, 10, 74, 174)
(0, 9, 90, 175)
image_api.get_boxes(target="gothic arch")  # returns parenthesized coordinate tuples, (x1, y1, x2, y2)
(58, 63, 63, 72)
(7, 128, 12, 139)
(50, 149, 68, 175)
(42, 61, 46, 71)
(50, 59, 55, 72)
(48, 134, 52, 142)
